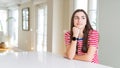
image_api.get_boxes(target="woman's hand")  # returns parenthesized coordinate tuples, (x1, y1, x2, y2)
(73, 27, 80, 37)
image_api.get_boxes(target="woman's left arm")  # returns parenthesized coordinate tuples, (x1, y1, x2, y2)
(74, 30, 99, 62)
(74, 46, 97, 62)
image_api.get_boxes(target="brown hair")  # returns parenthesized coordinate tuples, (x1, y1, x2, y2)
(70, 9, 93, 53)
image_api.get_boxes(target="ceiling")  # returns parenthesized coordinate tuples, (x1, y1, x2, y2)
(0, 0, 30, 8)
(0, 0, 46, 8)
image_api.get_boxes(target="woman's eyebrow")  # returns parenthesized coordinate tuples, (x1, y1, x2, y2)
(81, 16, 85, 18)
(74, 16, 79, 17)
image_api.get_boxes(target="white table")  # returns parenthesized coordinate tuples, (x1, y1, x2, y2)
(0, 51, 112, 68)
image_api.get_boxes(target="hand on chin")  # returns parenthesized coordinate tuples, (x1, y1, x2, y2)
(76, 25, 82, 29)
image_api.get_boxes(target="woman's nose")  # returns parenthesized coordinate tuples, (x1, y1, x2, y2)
(78, 18, 81, 22)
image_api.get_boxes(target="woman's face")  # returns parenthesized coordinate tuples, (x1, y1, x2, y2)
(73, 12, 87, 29)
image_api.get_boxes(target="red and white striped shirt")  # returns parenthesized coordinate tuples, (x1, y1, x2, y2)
(64, 30, 99, 63)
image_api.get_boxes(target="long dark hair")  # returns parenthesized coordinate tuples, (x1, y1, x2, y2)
(70, 9, 93, 53)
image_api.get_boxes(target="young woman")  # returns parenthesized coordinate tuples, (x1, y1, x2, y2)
(64, 9, 99, 63)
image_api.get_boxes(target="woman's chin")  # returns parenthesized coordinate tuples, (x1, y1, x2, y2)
(76, 26, 81, 29)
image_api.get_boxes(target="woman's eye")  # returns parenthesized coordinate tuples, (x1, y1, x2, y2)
(82, 16, 86, 19)
(82, 17, 85, 19)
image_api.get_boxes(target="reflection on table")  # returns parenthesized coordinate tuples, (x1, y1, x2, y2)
(0, 51, 112, 68)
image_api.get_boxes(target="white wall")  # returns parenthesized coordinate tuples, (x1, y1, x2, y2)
(47, 0, 71, 55)
(47, 0, 53, 52)
(52, 0, 64, 54)
(98, 0, 120, 68)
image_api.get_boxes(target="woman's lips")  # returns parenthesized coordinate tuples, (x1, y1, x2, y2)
(77, 23, 80, 25)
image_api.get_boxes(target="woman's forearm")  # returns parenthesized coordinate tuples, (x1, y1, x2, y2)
(73, 46, 96, 62)
(66, 41, 77, 59)
(74, 54, 92, 62)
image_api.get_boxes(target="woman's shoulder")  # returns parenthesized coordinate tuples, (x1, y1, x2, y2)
(89, 29, 99, 34)
(64, 31, 71, 36)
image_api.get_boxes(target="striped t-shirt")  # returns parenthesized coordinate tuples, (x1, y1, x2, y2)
(64, 30, 99, 63)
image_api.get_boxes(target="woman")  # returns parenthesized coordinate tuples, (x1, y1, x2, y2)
(64, 9, 99, 63)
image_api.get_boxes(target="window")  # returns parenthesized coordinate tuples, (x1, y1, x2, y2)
(88, 0, 97, 30)
(0, 10, 7, 43)
(74, 0, 88, 12)
(7, 9, 18, 47)
(9, 9, 18, 46)
(0, 10, 7, 34)
(74, 0, 97, 30)
(37, 4, 47, 52)
(22, 7, 30, 31)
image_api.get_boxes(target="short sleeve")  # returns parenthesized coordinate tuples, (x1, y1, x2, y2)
(88, 30, 99, 48)
(64, 31, 71, 45)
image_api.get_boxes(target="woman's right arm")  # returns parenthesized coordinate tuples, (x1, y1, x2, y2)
(66, 40, 77, 59)
(65, 27, 79, 59)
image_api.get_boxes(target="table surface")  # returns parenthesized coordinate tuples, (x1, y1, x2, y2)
(0, 51, 112, 68)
